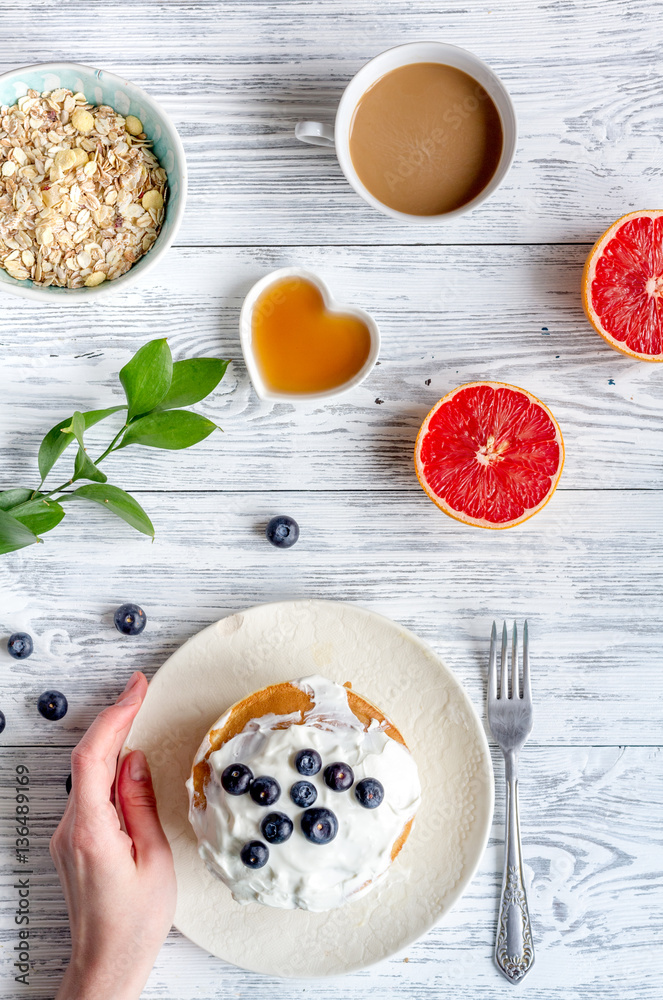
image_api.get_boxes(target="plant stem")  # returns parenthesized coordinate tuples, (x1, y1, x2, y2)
(12, 424, 128, 513)
(34, 480, 74, 502)
(93, 425, 127, 464)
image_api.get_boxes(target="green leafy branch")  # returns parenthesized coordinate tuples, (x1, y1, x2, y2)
(0, 339, 229, 555)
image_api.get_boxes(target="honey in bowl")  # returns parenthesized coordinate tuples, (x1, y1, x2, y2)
(251, 276, 373, 394)
(348, 62, 504, 216)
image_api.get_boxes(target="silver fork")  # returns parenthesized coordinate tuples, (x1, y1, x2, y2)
(487, 621, 535, 984)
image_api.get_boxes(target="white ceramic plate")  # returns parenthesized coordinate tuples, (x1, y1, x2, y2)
(125, 600, 494, 977)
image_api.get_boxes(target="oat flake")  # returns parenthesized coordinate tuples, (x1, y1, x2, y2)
(0, 89, 167, 288)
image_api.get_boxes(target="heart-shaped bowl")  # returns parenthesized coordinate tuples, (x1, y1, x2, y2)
(0, 61, 187, 300)
(239, 267, 381, 403)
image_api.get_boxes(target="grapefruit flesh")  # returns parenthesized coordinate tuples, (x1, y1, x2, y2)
(582, 210, 663, 361)
(414, 382, 564, 529)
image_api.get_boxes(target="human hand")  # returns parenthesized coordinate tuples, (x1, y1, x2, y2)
(51, 672, 176, 1000)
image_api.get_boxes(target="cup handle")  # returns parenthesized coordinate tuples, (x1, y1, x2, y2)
(295, 121, 335, 147)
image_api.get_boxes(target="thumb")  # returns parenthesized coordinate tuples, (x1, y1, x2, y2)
(118, 750, 171, 866)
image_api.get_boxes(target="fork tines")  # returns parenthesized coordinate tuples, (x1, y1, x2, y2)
(489, 620, 531, 701)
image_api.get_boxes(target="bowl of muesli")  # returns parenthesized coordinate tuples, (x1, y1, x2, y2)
(0, 62, 186, 298)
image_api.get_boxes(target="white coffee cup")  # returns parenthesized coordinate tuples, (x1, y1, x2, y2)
(295, 41, 517, 223)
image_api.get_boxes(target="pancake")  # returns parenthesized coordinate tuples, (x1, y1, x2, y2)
(186, 674, 421, 911)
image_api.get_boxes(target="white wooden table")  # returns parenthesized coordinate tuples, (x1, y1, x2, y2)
(1, 2, 662, 998)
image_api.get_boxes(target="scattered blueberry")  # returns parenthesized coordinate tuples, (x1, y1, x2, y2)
(65, 773, 72, 795)
(265, 515, 299, 549)
(8, 632, 33, 659)
(290, 780, 317, 808)
(221, 763, 253, 795)
(249, 775, 280, 806)
(0, 710, 5, 734)
(114, 603, 146, 636)
(261, 811, 294, 845)
(324, 761, 354, 792)
(355, 778, 384, 809)
(240, 840, 269, 869)
(37, 691, 68, 721)
(295, 748, 321, 776)
(301, 807, 338, 845)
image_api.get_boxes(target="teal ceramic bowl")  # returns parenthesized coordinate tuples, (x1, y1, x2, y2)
(0, 62, 187, 299)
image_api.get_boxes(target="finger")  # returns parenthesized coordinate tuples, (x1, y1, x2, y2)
(105, 673, 148, 773)
(70, 673, 147, 809)
(117, 750, 171, 867)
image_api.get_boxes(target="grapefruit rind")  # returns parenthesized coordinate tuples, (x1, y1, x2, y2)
(582, 209, 663, 363)
(414, 381, 565, 530)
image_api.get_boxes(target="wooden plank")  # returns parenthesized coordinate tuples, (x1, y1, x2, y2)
(1, 246, 661, 492)
(1, 1, 662, 245)
(0, 489, 661, 747)
(1, 1, 661, 995)
(1, 744, 661, 998)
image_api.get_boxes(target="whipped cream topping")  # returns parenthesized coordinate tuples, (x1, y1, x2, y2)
(186, 675, 422, 912)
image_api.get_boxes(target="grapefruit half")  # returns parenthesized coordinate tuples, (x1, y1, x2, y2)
(582, 209, 663, 361)
(414, 381, 564, 529)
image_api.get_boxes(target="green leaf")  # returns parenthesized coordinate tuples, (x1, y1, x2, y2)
(0, 490, 65, 534)
(38, 420, 74, 482)
(0, 489, 34, 510)
(73, 447, 108, 484)
(61, 484, 154, 537)
(13, 498, 65, 535)
(60, 411, 109, 484)
(156, 358, 229, 410)
(119, 410, 218, 450)
(61, 410, 86, 446)
(38, 405, 125, 482)
(0, 508, 41, 555)
(85, 406, 126, 425)
(119, 339, 172, 420)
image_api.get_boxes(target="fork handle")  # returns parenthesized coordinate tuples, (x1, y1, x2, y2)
(495, 754, 535, 983)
